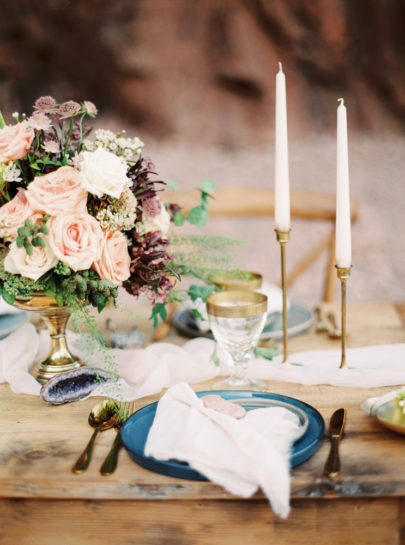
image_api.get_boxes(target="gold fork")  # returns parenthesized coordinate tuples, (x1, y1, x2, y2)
(100, 401, 136, 476)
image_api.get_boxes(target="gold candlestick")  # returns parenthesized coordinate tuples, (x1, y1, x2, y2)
(276, 229, 291, 364)
(336, 266, 351, 369)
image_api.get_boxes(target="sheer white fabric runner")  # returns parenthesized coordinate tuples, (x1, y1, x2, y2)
(1, 323, 405, 398)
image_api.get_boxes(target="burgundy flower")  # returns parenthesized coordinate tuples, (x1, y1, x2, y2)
(124, 231, 173, 303)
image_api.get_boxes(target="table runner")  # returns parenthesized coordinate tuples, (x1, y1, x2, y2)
(1, 323, 405, 399)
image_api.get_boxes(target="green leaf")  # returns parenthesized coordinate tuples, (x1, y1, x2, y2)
(97, 297, 108, 313)
(2, 289, 15, 305)
(166, 179, 179, 190)
(44, 288, 56, 297)
(168, 292, 184, 303)
(200, 179, 215, 194)
(164, 263, 181, 281)
(188, 206, 209, 227)
(55, 292, 65, 306)
(253, 346, 280, 360)
(173, 211, 185, 227)
(149, 303, 167, 328)
(192, 308, 206, 321)
(187, 283, 216, 302)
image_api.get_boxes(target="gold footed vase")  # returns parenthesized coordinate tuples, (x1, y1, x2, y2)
(14, 293, 84, 384)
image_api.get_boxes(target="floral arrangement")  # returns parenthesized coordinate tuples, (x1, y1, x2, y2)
(0, 96, 188, 314)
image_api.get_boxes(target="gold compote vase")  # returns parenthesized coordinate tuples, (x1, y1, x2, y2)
(13, 293, 83, 384)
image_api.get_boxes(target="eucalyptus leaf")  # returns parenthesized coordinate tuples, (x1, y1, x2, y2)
(166, 179, 179, 190)
(188, 206, 209, 227)
(173, 211, 185, 226)
(201, 179, 215, 194)
(187, 283, 216, 302)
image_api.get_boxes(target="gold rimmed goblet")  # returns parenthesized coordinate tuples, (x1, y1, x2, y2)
(208, 271, 262, 291)
(206, 290, 268, 389)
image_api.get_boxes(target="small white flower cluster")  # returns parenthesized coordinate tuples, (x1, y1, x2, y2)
(84, 129, 144, 162)
(0, 162, 22, 184)
(96, 189, 137, 231)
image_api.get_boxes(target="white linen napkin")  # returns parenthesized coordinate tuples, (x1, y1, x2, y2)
(361, 387, 405, 416)
(0, 322, 41, 395)
(144, 382, 300, 518)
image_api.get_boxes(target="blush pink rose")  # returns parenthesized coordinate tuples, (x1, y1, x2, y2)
(0, 190, 33, 240)
(26, 166, 88, 215)
(49, 211, 103, 271)
(0, 121, 35, 163)
(92, 230, 131, 285)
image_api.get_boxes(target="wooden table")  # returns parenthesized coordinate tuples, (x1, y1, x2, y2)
(1, 302, 405, 545)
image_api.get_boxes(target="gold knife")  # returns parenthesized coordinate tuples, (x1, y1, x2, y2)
(323, 408, 347, 478)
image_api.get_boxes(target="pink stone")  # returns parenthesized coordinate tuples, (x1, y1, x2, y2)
(202, 395, 246, 419)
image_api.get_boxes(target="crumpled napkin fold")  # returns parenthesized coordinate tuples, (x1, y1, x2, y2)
(144, 382, 300, 518)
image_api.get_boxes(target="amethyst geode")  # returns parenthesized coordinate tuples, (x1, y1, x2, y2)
(40, 367, 113, 404)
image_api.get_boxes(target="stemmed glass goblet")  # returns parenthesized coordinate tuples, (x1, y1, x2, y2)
(206, 290, 268, 389)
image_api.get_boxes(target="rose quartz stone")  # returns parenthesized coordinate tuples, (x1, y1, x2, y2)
(202, 394, 246, 419)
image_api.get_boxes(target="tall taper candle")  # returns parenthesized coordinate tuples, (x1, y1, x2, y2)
(335, 98, 351, 268)
(274, 62, 290, 231)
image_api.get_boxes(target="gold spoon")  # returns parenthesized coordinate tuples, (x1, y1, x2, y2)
(72, 399, 120, 474)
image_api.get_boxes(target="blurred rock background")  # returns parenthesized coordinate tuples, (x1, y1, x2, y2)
(1, 0, 404, 304)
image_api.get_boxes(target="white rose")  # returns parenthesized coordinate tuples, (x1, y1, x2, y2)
(4, 237, 58, 281)
(143, 204, 171, 236)
(78, 148, 130, 198)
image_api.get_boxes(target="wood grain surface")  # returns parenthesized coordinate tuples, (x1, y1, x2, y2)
(1, 302, 405, 544)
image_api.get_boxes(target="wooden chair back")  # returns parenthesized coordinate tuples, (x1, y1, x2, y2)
(169, 188, 360, 302)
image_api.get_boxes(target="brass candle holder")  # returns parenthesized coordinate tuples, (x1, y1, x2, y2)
(275, 229, 290, 364)
(336, 266, 351, 369)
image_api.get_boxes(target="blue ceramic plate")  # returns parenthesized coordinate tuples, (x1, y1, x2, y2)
(121, 390, 325, 480)
(0, 311, 28, 340)
(173, 303, 313, 341)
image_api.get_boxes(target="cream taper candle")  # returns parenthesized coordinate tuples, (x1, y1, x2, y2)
(274, 62, 290, 231)
(335, 98, 352, 268)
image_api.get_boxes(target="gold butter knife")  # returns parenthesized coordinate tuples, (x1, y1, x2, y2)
(323, 408, 347, 478)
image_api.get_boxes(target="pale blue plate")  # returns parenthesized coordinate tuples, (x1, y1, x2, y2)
(121, 390, 325, 480)
(0, 311, 28, 340)
(173, 303, 313, 341)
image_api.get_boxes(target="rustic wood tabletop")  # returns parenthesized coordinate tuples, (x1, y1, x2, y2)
(1, 301, 405, 545)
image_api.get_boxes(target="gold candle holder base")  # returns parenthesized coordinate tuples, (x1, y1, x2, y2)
(275, 229, 291, 364)
(336, 266, 351, 369)
(13, 294, 84, 384)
